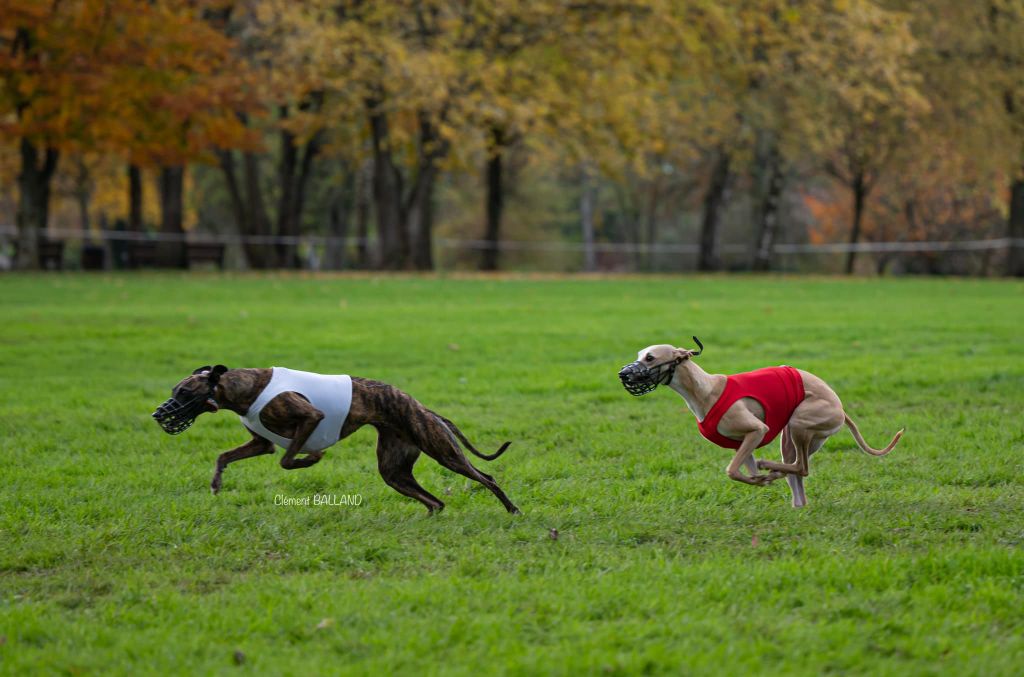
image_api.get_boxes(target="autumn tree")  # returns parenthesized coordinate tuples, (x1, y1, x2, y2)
(202, 2, 330, 269)
(451, 3, 566, 271)
(896, 0, 1024, 276)
(0, 0, 118, 269)
(0, 0, 254, 269)
(794, 0, 929, 274)
(132, 3, 255, 267)
(535, 2, 730, 271)
(728, 0, 814, 271)
(986, 2, 1024, 276)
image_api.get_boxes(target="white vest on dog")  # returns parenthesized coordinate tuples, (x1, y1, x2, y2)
(240, 367, 353, 452)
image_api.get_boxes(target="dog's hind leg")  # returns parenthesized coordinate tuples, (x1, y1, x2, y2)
(432, 451, 520, 514)
(776, 428, 806, 507)
(757, 426, 808, 477)
(786, 434, 831, 508)
(418, 427, 520, 514)
(770, 427, 805, 507)
(376, 428, 445, 514)
(786, 475, 807, 508)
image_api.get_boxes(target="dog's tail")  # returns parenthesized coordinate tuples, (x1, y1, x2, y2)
(844, 413, 903, 457)
(436, 414, 511, 461)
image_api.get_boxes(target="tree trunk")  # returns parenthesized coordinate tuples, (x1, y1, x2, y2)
(408, 167, 436, 270)
(355, 160, 372, 269)
(408, 115, 444, 271)
(217, 150, 251, 268)
(276, 108, 300, 269)
(75, 159, 92, 235)
(481, 127, 505, 271)
(699, 148, 731, 272)
(752, 146, 784, 271)
(128, 164, 143, 231)
(157, 165, 187, 268)
(217, 148, 276, 269)
(15, 139, 59, 270)
(845, 172, 867, 275)
(243, 151, 275, 268)
(368, 106, 408, 270)
(324, 172, 353, 271)
(1008, 176, 1024, 277)
(327, 197, 348, 270)
(643, 179, 659, 271)
(613, 185, 642, 271)
(580, 167, 598, 272)
(273, 105, 322, 270)
(290, 131, 321, 266)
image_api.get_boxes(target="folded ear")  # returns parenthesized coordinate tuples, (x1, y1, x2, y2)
(675, 336, 704, 360)
(208, 365, 229, 385)
(193, 365, 213, 375)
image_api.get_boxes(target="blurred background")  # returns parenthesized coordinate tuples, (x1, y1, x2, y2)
(1, 0, 1022, 275)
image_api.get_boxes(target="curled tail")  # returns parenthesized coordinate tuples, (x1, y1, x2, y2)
(436, 414, 511, 460)
(844, 413, 903, 457)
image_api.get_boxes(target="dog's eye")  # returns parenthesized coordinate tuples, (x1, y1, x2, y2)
(645, 354, 654, 362)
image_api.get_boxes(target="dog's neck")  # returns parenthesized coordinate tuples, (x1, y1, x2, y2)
(212, 368, 272, 416)
(667, 359, 723, 422)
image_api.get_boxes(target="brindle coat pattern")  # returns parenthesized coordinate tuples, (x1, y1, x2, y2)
(170, 368, 519, 514)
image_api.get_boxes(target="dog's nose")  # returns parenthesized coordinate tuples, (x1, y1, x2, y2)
(618, 365, 635, 381)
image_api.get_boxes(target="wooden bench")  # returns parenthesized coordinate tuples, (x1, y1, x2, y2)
(126, 240, 158, 268)
(38, 239, 65, 269)
(81, 244, 106, 270)
(186, 242, 226, 269)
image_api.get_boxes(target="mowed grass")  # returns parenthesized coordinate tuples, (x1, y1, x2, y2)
(1, 273, 1022, 676)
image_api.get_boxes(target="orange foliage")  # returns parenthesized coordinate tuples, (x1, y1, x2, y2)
(0, 0, 261, 165)
(804, 160, 1006, 246)
(802, 192, 849, 244)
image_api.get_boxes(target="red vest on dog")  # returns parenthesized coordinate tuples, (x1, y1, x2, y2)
(697, 366, 805, 449)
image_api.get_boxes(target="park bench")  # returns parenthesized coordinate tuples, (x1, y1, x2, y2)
(12, 238, 65, 269)
(186, 242, 226, 269)
(81, 244, 106, 270)
(126, 240, 158, 268)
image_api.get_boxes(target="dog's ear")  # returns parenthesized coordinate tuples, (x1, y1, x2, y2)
(208, 365, 229, 385)
(675, 336, 704, 361)
(193, 365, 213, 375)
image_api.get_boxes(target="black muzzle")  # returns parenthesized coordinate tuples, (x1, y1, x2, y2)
(618, 360, 677, 396)
(152, 393, 211, 435)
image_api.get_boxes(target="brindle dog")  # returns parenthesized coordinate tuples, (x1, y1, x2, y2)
(164, 367, 520, 514)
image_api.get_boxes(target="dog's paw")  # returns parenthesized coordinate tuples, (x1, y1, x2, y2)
(210, 474, 222, 495)
(750, 472, 784, 486)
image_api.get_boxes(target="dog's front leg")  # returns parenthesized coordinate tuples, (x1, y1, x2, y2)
(279, 410, 326, 470)
(742, 455, 760, 478)
(726, 427, 784, 486)
(212, 435, 274, 494)
(254, 391, 328, 470)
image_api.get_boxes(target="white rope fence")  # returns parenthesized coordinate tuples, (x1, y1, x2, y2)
(2, 225, 1021, 255)
(438, 237, 1024, 254)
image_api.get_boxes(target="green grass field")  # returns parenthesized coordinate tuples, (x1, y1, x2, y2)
(1, 273, 1023, 675)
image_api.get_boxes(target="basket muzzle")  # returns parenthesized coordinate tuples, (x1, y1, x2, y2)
(618, 360, 677, 397)
(152, 392, 215, 435)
